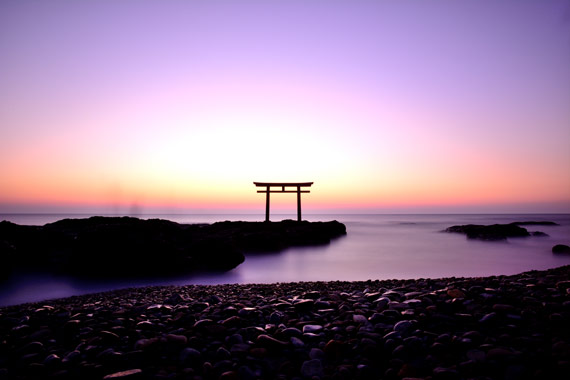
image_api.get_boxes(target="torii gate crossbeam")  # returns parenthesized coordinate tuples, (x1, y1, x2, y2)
(253, 182, 313, 222)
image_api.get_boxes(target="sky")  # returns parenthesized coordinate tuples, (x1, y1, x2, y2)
(1, 0, 569, 214)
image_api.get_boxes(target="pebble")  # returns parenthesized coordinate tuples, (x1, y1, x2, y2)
(103, 369, 143, 379)
(0, 265, 568, 379)
(301, 359, 324, 378)
(302, 324, 323, 334)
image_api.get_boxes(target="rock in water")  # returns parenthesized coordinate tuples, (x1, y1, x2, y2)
(445, 223, 530, 240)
(0, 217, 346, 279)
(552, 244, 570, 254)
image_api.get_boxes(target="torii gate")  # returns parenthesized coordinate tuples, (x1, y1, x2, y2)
(254, 182, 313, 222)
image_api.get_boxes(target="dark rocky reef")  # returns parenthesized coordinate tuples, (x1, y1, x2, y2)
(0, 217, 346, 279)
(553, 244, 570, 254)
(444, 221, 557, 241)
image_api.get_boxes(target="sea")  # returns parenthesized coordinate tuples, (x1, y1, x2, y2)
(1, 213, 569, 307)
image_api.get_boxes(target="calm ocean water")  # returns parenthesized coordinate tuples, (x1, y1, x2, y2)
(1, 213, 569, 306)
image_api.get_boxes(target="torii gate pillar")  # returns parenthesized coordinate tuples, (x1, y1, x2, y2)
(254, 182, 313, 222)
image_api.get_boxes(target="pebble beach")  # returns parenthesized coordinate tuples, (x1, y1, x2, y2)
(1, 266, 569, 380)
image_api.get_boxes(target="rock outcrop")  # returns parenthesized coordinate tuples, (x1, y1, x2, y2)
(444, 221, 556, 241)
(0, 217, 346, 279)
(445, 223, 530, 240)
(552, 244, 570, 254)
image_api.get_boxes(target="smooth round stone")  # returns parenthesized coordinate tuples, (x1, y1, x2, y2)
(62, 350, 81, 364)
(374, 297, 391, 310)
(479, 312, 497, 324)
(135, 321, 154, 330)
(492, 304, 514, 312)
(300, 359, 324, 378)
(394, 320, 416, 334)
(302, 324, 323, 334)
(290, 337, 305, 348)
(256, 334, 288, 348)
(238, 308, 257, 317)
(179, 347, 201, 363)
(447, 289, 466, 299)
(102, 369, 143, 379)
(282, 327, 303, 337)
(432, 366, 459, 379)
(230, 343, 251, 356)
(226, 333, 244, 345)
(309, 348, 325, 360)
(269, 311, 283, 324)
(304, 291, 321, 299)
(19, 341, 44, 354)
(221, 316, 241, 327)
(216, 347, 232, 360)
(238, 365, 256, 380)
(466, 349, 486, 362)
(486, 347, 514, 360)
(353, 314, 368, 324)
(324, 340, 344, 357)
(165, 334, 187, 346)
(315, 300, 331, 309)
(207, 295, 222, 304)
(403, 299, 422, 306)
(42, 354, 61, 367)
(294, 299, 315, 312)
(383, 331, 401, 340)
(382, 290, 404, 301)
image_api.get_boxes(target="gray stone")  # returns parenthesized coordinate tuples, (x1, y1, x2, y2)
(301, 359, 324, 378)
(302, 324, 323, 334)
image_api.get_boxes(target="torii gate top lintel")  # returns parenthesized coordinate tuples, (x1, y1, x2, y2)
(253, 182, 313, 187)
(253, 182, 313, 222)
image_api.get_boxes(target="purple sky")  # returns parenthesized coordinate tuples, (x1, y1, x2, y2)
(1, 0, 569, 214)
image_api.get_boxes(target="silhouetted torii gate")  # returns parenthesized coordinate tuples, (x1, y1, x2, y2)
(254, 182, 313, 222)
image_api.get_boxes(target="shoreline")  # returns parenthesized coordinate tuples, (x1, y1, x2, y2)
(1, 264, 569, 310)
(1, 265, 568, 379)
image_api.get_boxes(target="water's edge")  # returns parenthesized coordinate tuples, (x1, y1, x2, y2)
(1, 214, 569, 307)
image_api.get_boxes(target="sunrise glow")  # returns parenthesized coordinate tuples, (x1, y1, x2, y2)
(1, 0, 569, 214)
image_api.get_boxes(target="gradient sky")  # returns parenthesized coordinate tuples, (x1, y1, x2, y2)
(1, 0, 569, 214)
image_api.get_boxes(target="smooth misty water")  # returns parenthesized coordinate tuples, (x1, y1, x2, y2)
(1, 214, 569, 306)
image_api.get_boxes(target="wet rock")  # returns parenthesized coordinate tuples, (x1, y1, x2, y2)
(62, 350, 81, 365)
(432, 367, 460, 380)
(294, 299, 315, 312)
(446, 289, 465, 299)
(486, 347, 514, 361)
(103, 369, 143, 379)
(301, 359, 324, 378)
(256, 334, 288, 348)
(165, 333, 187, 347)
(394, 320, 416, 335)
(353, 314, 368, 324)
(19, 341, 44, 354)
(445, 223, 531, 240)
(179, 347, 201, 364)
(309, 348, 325, 360)
(553, 244, 570, 254)
(324, 339, 344, 358)
(302, 324, 323, 334)
(0, 218, 346, 278)
(290, 337, 305, 348)
(479, 312, 498, 324)
(42, 353, 61, 367)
